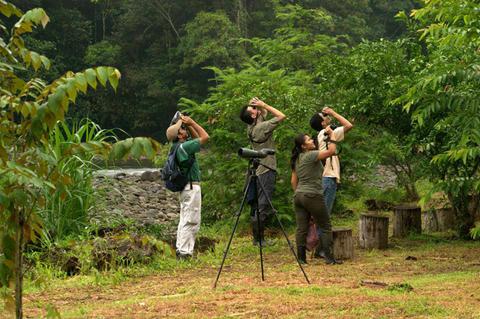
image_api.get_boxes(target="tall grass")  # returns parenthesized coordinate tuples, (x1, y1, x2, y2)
(39, 119, 117, 241)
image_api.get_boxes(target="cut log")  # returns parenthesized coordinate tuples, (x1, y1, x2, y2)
(332, 227, 354, 260)
(359, 214, 389, 249)
(393, 205, 421, 237)
(422, 208, 455, 232)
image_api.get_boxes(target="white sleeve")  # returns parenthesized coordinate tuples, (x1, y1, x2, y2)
(317, 130, 326, 150)
(334, 126, 345, 142)
(317, 131, 323, 144)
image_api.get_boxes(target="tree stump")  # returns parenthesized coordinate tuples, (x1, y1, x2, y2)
(422, 208, 455, 232)
(359, 214, 389, 249)
(393, 205, 421, 237)
(332, 227, 354, 259)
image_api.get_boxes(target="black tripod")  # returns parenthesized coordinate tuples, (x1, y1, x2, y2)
(213, 158, 310, 288)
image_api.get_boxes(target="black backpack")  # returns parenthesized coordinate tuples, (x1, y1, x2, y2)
(161, 143, 195, 192)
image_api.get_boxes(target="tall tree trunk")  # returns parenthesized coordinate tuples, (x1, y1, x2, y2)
(94, 4, 97, 42)
(15, 211, 24, 319)
(405, 182, 419, 201)
(236, 0, 248, 38)
(153, 0, 180, 39)
(102, 13, 106, 40)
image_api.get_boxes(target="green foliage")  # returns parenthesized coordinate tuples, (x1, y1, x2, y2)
(178, 11, 246, 69)
(84, 40, 121, 66)
(396, 0, 480, 237)
(179, 5, 423, 223)
(470, 223, 480, 240)
(248, 4, 344, 72)
(39, 119, 117, 240)
(12, 0, 415, 140)
(0, 1, 162, 315)
(178, 6, 356, 222)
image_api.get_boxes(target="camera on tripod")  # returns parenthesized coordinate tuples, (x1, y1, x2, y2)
(238, 148, 275, 159)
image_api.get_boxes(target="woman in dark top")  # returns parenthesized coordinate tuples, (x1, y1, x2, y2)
(290, 129, 343, 265)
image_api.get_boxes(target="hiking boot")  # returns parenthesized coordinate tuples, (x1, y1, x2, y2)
(297, 246, 307, 264)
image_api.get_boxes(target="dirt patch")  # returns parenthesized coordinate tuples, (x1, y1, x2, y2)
(21, 237, 480, 318)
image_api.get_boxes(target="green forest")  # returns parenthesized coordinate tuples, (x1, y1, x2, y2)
(1, 0, 480, 318)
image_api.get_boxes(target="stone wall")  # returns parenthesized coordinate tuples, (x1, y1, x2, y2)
(92, 169, 180, 227)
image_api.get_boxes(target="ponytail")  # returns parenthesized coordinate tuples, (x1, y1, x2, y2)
(290, 133, 306, 170)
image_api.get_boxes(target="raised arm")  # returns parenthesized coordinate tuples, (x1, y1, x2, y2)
(250, 97, 286, 122)
(181, 115, 209, 145)
(322, 107, 353, 133)
(186, 124, 199, 138)
(291, 170, 298, 191)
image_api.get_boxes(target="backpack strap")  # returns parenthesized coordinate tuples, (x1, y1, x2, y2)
(177, 143, 196, 190)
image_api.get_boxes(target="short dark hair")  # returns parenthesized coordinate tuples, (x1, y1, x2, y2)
(240, 105, 254, 125)
(309, 112, 325, 131)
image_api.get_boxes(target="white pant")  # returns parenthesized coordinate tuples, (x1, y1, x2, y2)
(176, 184, 201, 255)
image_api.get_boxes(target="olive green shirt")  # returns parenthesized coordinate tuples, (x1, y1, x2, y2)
(247, 115, 280, 175)
(295, 151, 323, 195)
(174, 138, 201, 182)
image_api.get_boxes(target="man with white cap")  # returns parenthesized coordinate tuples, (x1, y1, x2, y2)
(166, 114, 209, 260)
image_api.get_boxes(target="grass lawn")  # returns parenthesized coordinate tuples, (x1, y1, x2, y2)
(15, 230, 480, 319)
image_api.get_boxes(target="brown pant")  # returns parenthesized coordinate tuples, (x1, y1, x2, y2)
(294, 192, 331, 247)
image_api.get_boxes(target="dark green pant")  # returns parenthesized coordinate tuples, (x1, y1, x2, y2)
(294, 192, 332, 247)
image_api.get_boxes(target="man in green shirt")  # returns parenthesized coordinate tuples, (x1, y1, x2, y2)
(239, 97, 286, 246)
(166, 114, 209, 260)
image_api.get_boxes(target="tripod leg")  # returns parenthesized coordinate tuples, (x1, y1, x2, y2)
(213, 176, 252, 288)
(256, 177, 311, 285)
(255, 206, 265, 281)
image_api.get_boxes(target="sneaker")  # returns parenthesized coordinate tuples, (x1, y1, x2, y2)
(313, 250, 326, 259)
(325, 257, 343, 265)
(261, 238, 275, 247)
(176, 251, 192, 261)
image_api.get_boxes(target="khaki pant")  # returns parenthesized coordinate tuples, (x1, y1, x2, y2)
(294, 192, 331, 247)
(176, 184, 201, 255)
